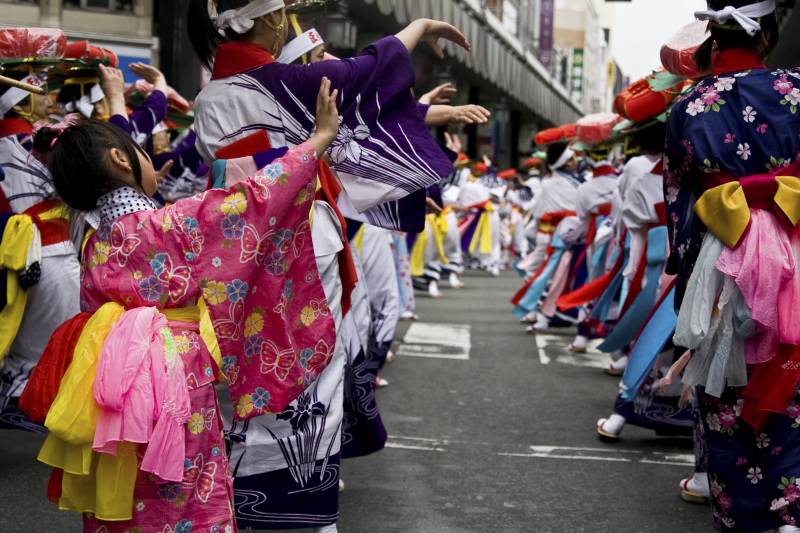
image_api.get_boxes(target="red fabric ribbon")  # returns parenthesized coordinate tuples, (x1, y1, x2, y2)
(19, 312, 92, 423)
(556, 229, 627, 311)
(741, 343, 800, 432)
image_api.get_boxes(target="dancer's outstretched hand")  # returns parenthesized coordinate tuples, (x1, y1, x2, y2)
(422, 19, 470, 58)
(309, 77, 340, 158)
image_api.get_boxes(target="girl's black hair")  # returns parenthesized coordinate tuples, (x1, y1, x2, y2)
(33, 120, 146, 212)
(187, 0, 251, 70)
(693, 0, 779, 73)
(632, 121, 668, 155)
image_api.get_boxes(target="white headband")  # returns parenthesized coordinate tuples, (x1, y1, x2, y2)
(64, 83, 105, 119)
(278, 29, 324, 64)
(209, 0, 285, 36)
(695, 0, 776, 36)
(0, 74, 45, 115)
(549, 147, 575, 171)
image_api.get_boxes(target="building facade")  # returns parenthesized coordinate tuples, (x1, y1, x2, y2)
(322, 0, 587, 168)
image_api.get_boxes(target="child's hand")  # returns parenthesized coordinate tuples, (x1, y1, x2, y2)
(309, 77, 339, 159)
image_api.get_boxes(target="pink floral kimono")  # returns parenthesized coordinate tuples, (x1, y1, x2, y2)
(78, 143, 335, 533)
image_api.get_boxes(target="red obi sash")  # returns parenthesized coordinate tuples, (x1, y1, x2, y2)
(695, 162, 800, 249)
(539, 210, 577, 235)
(694, 162, 800, 430)
(23, 200, 71, 247)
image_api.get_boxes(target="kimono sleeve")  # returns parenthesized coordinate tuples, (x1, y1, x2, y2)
(275, 37, 454, 213)
(164, 142, 337, 419)
(664, 104, 703, 307)
(130, 90, 168, 151)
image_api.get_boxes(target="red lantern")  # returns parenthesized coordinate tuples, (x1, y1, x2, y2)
(0, 28, 66, 62)
(614, 71, 681, 123)
(576, 113, 623, 144)
(661, 21, 713, 81)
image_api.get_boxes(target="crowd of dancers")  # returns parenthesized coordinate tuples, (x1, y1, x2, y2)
(1, 0, 799, 532)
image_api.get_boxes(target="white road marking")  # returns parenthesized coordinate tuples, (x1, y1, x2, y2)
(496, 452, 633, 463)
(397, 323, 471, 360)
(534, 335, 612, 369)
(385, 437, 693, 466)
(384, 442, 447, 452)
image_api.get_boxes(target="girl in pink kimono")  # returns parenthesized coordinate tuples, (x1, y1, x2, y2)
(31, 80, 341, 533)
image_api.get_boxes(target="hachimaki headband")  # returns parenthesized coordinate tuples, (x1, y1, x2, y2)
(694, 0, 776, 36)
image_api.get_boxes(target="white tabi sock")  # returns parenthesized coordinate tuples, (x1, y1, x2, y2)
(313, 524, 338, 533)
(597, 413, 626, 436)
(611, 354, 629, 371)
(572, 335, 588, 349)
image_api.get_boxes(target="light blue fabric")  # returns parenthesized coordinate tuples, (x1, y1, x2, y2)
(590, 239, 611, 279)
(621, 286, 678, 402)
(513, 233, 567, 318)
(211, 159, 228, 189)
(598, 227, 668, 353)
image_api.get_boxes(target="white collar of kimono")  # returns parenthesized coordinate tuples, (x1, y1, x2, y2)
(209, 0, 285, 36)
(278, 29, 324, 64)
(63, 84, 105, 119)
(0, 73, 45, 115)
(549, 147, 575, 172)
(97, 186, 158, 225)
(695, 0, 776, 36)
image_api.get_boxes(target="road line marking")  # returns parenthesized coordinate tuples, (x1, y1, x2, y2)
(496, 452, 633, 463)
(534, 335, 614, 369)
(640, 459, 694, 466)
(398, 323, 471, 360)
(530, 445, 643, 455)
(533, 333, 554, 364)
(385, 437, 689, 465)
(384, 442, 446, 452)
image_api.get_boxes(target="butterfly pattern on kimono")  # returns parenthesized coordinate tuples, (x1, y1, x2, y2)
(81, 143, 336, 421)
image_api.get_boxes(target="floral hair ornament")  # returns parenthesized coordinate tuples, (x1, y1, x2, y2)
(209, 0, 286, 36)
(694, 0, 776, 36)
(29, 113, 80, 162)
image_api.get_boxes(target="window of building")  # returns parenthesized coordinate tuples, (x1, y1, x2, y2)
(62, 0, 134, 12)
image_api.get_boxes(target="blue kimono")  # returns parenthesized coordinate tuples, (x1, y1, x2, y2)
(665, 48, 800, 533)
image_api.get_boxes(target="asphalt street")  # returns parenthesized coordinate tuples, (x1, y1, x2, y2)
(0, 269, 710, 533)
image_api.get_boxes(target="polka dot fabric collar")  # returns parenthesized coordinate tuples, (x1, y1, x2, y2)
(97, 187, 157, 226)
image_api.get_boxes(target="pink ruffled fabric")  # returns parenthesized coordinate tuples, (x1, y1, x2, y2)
(540, 250, 574, 317)
(716, 209, 796, 364)
(93, 308, 192, 482)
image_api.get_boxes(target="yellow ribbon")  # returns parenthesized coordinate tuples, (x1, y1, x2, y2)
(0, 205, 71, 362)
(409, 213, 451, 277)
(39, 303, 218, 520)
(469, 203, 496, 255)
(0, 215, 35, 362)
(429, 213, 450, 265)
(354, 224, 366, 255)
(694, 176, 800, 248)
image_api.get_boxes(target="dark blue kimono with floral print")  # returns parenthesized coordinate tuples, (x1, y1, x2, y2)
(664, 50, 800, 308)
(665, 49, 800, 533)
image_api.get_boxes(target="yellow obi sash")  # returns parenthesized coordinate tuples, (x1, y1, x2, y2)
(0, 201, 72, 361)
(39, 303, 218, 520)
(469, 202, 496, 255)
(0, 215, 36, 362)
(694, 174, 800, 248)
(410, 212, 451, 277)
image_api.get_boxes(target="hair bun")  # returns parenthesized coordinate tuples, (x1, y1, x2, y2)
(30, 125, 59, 162)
